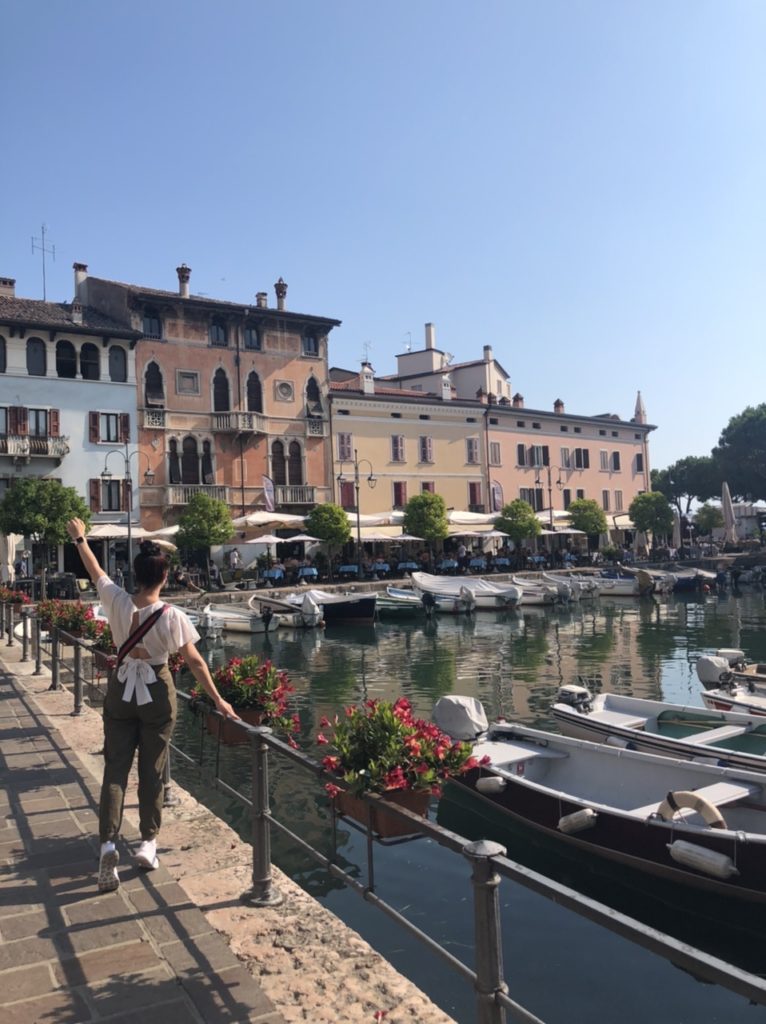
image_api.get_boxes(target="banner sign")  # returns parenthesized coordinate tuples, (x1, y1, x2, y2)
(262, 475, 275, 512)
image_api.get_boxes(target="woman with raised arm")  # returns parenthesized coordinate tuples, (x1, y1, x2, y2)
(66, 518, 238, 893)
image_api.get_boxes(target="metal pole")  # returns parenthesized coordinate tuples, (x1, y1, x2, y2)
(125, 442, 134, 594)
(21, 610, 30, 662)
(33, 616, 42, 675)
(49, 628, 60, 691)
(354, 450, 362, 579)
(242, 727, 283, 907)
(72, 642, 83, 715)
(464, 839, 508, 1024)
(0, 604, 4, 642)
(6, 604, 14, 647)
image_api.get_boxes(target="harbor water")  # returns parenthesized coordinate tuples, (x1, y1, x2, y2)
(173, 589, 766, 1023)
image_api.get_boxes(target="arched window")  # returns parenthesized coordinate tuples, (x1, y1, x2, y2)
(181, 436, 200, 484)
(144, 362, 164, 405)
(168, 439, 181, 484)
(0, 336, 5, 374)
(80, 342, 100, 381)
(56, 340, 77, 378)
(271, 440, 286, 485)
(247, 371, 263, 413)
(306, 377, 320, 405)
(288, 441, 303, 485)
(27, 338, 47, 376)
(244, 325, 260, 350)
(213, 368, 230, 411)
(209, 319, 227, 347)
(201, 440, 214, 483)
(143, 309, 162, 338)
(109, 345, 127, 382)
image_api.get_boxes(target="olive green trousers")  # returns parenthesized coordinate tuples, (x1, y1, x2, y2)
(99, 665, 176, 843)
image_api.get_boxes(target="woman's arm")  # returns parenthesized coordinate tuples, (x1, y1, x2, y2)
(180, 642, 239, 720)
(66, 517, 106, 585)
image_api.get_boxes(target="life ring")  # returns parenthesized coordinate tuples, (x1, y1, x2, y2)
(656, 790, 726, 830)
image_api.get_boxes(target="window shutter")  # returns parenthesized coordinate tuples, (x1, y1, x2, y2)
(49, 409, 60, 437)
(542, 445, 549, 466)
(517, 443, 525, 466)
(16, 407, 28, 435)
(89, 479, 101, 512)
(119, 413, 130, 444)
(583, 449, 590, 469)
(88, 411, 100, 443)
(8, 407, 18, 434)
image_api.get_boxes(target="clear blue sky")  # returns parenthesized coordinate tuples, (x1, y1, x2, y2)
(3, 1, 764, 472)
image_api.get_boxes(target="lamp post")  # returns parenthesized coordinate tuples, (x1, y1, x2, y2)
(534, 465, 564, 530)
(336, 449, 376, 578)
(101, 441, 155, 593)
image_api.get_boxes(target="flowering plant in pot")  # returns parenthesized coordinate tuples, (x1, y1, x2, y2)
(0, 587, 31, 605)
(36, 599, 95, 638)
(83, 618, 117, 672)
(317, 697, 480, 836)
(190, 654, 299, 746)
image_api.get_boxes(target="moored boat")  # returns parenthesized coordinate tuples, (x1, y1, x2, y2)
(249, 592, 324, 628)
(376, 586, 425, 618)
(200, 602, 279, 634)
(433, 695, 766, 904)
(261, 588, 377, 626)
(510, 576, 558, 606)
(697, 648, 766, 690)
(410, 572, 520, 611)
(552, 683, 766, 775)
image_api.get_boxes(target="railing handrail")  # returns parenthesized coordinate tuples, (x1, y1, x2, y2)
(30, 623, 766, 1022)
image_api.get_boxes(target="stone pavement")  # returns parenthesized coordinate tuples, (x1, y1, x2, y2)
(0, 641, 456, 1024)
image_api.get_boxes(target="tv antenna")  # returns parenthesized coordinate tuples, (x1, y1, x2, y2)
(361, 340, 373, 364)
(404, 331, 411, 351)
(31, 224, 55, 300)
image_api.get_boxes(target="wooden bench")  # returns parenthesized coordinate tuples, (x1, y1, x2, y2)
(628, 780, 761, 820)
(588, 709, 648, 730)
(684, 725, 750, 746)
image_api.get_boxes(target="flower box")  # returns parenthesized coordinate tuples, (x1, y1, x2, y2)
(205, 708, 263, 747)
(334, 788, 430, 838)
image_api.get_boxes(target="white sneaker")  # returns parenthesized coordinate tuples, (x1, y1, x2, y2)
(98, 842, 120, 892)
(134, 839, 159, 870)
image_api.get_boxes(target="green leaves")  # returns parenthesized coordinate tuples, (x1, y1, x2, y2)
(0, 479, 90, 545)
(566, 498, 608, 537)
(402, 492, 448, 542)
(176, 493, 234, 550)
(494, 499, 541, 544)
(304, 503, 351, 546)
(628, 491, 674, 539)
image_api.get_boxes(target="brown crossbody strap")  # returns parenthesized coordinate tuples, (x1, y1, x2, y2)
(116, 605, 168, 668)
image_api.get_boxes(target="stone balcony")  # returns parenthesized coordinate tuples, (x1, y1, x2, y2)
(141, 409, 266, 434)
(275, 484, 317, 505)
(0, 435, 70, 462)
(166, 484, 230, 505)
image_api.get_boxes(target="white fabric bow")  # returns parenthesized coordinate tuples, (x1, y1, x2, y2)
(117, 659, 157, 705)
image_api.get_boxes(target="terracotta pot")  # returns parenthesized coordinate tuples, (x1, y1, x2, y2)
(333, 788, 430, 838)
(205, 707, 264, 746)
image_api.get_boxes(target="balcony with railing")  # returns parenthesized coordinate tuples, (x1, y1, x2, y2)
(0, 435, 70, 461)
(142, 409, 166, 429)
(275, 484, 317, 505)
(167, 484, 229, 505)
(212, 411, 266, 434)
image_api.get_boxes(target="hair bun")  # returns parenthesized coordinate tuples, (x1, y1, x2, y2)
(139, 540, 161, 557)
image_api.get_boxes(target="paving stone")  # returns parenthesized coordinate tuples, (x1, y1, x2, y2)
(178, 965, 279, 1021)
(63, 891, 128, 925)
(86, 967, 185, 1016)
(28, 815, 85, 839)
(97, 998, 200, 1024)
(126, 887, 211, 945)
(54, 916, 144, 955)
(0, 934, 59, 970)
(0, 962, 56, 1001)
(0, 988, 92, 1023)
(160, 931, 241, 975)
(53, 939, 159, 985)
(0, 908, 53, 940)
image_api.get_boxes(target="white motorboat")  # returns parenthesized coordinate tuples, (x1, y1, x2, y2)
(542, 572, 580, 602)
(700, 679, 766, 717)
(411, 572, 520, 611)
(510, 576, 558, 606)
(249, 591, 324, 629)
(433, 695, 766, 904)
(200, 602, 279, 634)
(552, 683, 766, 775)
(697, 648, 766, 691)
(590, 573, 641, 597)
(376, 586, 425, 618)
(253, 588, 377, 626)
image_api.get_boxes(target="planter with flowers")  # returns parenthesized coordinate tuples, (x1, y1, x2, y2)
(83, 618, 117, 672)
(36, 600, 96, 644)
(318, 697, 480, 838)
(0, 587, 31, 607)
(190, 654, 299, 747)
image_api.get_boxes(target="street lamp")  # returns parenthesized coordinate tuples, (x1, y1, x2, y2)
(336, 448, 377, 578)
(534, 465, 564, 530)
(101, 441, 155, 592)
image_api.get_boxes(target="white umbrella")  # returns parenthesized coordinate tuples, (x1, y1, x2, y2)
(231, 511, 306, 528)
(722, 482, 738, 544)
(0, 533, 22, 583)
(672, 512, 682, 550)
(286, 533, 320, 543)
(242, 534, 284, 546)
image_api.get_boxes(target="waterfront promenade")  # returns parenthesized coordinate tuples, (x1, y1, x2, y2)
(0, 643, 454, 1024)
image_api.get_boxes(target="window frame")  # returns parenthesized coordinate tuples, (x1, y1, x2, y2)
(419, 435, 433, 464)
(337, 432, 353, 462)
(466, 437, 480, 465)
(489, 441, 501, 466)
(28, 408, 49, 437)
(176, 369, 201, 396)
(391, 434, 406, 463)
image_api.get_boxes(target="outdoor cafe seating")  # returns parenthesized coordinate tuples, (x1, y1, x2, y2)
(436, 558, 459, 575)
(395, 560, 419, 575)
(261, 567, 286, 585)
(338, 564, 360, 580)
(493, 557, 511, 572)
(296, 566, 319, 583)
(468, 557, 486, 573)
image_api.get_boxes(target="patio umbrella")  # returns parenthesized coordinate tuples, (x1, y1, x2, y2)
(0, 533, 21, 583)
(722, 482, 738, 545)
(672, 512, 682, 550)
(286, 534, 320, 543)
(231, 511, 306, 528)
(242, 534, 284, 546)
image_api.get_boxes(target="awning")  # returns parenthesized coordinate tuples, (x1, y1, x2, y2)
(612, 515, 635, 531)
(231, 511, 307, 528)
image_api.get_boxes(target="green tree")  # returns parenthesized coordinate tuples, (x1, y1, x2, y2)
(0, 479, 90, 563)
(628, 492, 674, 547)
(403, 492, 449, 546)
(694, 503, 724, 535)
(713, 404, 766, 500)
(176, 493, 233, 552)
(494, 499, 541, 546)
(651, 456, 721, 516)
(304, 503, 351, 580)
(566, 498, 608, 538)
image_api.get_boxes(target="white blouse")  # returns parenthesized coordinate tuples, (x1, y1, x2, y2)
(96, 575, 200, 705)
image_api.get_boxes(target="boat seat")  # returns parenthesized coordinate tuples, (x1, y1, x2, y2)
(588, 709, 648, 730)
(684, 725, 750, 745)
(628, 780, 761, 819)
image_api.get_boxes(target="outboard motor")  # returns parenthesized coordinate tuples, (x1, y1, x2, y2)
(696, 655, 733, 687)
(432, 695, 488, 741)
(556, 684, 593, 714)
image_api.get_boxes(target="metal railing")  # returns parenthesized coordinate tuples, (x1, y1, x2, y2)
(27, 615, 766, 1024)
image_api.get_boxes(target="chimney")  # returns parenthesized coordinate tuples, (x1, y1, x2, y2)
(554, 398, 564, 414)
(71, 301, 83, 325)
(441, 374, 452, 401)
(72, 263, 88, 301)
(256, 291, 268, 309)
(0, 277, 15, 299)
(176, 263, 191, 298)
(425, 322, 436, 349)
(476, 387, 488, 404)
(512, 393, 524, 409)
(483, 345, 493, 363)
(361, 362, 375, 395)
(274, 277, 287, 311)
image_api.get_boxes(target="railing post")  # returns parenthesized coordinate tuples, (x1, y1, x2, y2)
(72, 641, 83, 715)
(0, 603, 5, 641)
(33, 616, 43, 675)
(6, 604, 15, 647)
(463, 840, 509, 1024)
(49, 628, 60, 691)
(242, 725, 283, 907)
(20, 610, 30, 662)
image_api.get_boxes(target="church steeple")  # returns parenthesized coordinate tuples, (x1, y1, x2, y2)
(633, 390, 646, 425)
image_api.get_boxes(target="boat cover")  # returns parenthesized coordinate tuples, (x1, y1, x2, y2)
(432, 695, 489, 740)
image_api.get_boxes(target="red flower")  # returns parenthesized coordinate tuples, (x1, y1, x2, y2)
(325, 783, 341, 798)
(320, 715, 331, 728)
(317, 733, 328, 745)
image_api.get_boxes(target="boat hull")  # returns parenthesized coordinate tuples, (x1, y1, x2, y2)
(320, 595, 377, 626)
